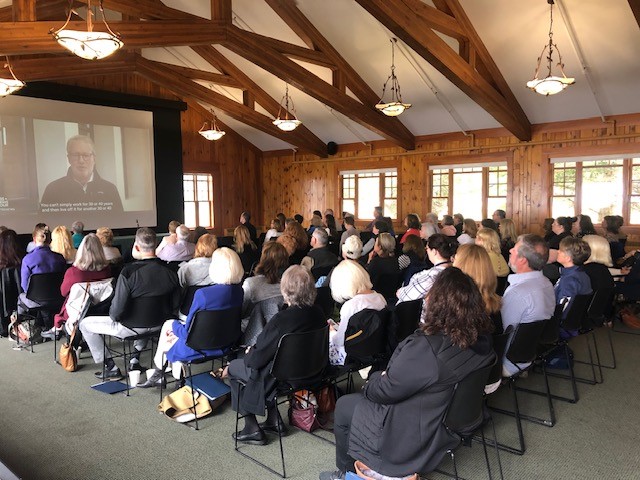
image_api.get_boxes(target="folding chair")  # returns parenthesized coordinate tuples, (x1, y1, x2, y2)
(18, 272, 65, 352)
(159, 305, 242, 430)
(0, 267, 21, 336)
(235, 326, 329, 478)
(387, 299, 421, 352)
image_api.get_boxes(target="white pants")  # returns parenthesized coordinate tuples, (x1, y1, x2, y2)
(79, 315, 158, 364)
(153, 320, 183, 379)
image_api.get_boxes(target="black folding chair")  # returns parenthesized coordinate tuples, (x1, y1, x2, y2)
(581, 288, 616, 370)
(488, 319, 550, 455)
(235, 326, 329, 478)
(372, 272, 401, 303)
(18, 272, 65, 353)
(102, 295, 176, 395)
(314, 286, 336, 318)
(179, 285, 207, 317)
(311, 265, 333, 282)
(436, 360, 503, 480)
(159, 306, 242, 430)
(387, 299, 422, 353)
(0, 267, 21, 336)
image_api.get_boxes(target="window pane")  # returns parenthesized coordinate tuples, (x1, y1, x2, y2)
(453, 171, 482, 220)
(183, 177, 195, 202)
(342, 199, 355, 216)
(487, 198, 507, 219)
(184, 201, 196, 228)
(431, 198, 448, 217)
(357, 176, 380, 219)
(582, 165, 623, 222)
(552, 197, 575, 219)
(630, 198, 640, 224)
(198, 201, 212, 227)
(384, 199, 397, 220)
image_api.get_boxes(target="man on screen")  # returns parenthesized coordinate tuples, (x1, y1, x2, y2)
(40, 135, 123, 212)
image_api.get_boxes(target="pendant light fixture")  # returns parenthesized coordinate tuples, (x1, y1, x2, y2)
(273, 83, 302, 132)
(376, 38, 411, 116)
(526, 0, 575, 96)
(198, 109, 226, 141)
(0, 56, 25, 97)
(50, 0, 124, 60)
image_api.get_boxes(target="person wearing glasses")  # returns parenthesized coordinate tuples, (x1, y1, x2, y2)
(40, 135, 123, 212)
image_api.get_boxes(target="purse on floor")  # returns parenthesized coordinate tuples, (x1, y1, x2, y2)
(158, 386, 212, 423)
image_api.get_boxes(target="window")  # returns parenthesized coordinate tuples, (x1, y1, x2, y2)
(183, 173, 214, 228)
(429, 163, 508, 219)
(340, 169, 398, 220)
(550, 155, 640, 223)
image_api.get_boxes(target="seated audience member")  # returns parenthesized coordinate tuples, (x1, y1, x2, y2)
(366, 233, 400, 296)
(80, 228, 180, 380)
(501, 234, 555, 376)
(43, 234, 112, 339)
(26, 223, 49, 253)
(475, 228, 510, 279)
(556, 237, 592, 332)
(303, 228, 340, 272)
(319, 235, 366, 288)
(71, 221, 85, 249)
(498, 218, 517, 262)
(177, 233, 218, 288)
(422, 213, 440, 238)
(339, 215, 358, 252)
(581, 234, 615, 296)
(329, 261, 387, 366)
(192, 226, 209, 244)
(453, 244, 502, 333)
(546, 216, 574, 263)
(223, 266, 326, 445)
(265, 218, 284, 242)
(0, 229, 22, 270)
(457, 218, 477, 245)
(242, 242, 289, 314)
(51, 225, 77, 263)
(308, 214, 324, 235)
(96, 227, 123, 264)
(365, 206, 395, 237)
(325, 214, 339, 240)
(362, 219, 389, 257)
(240, 211, 258, 242)
(602, 215, 626, 263)
(440, 215, 456, 237)
(492, 209, 506, 226)
(320, 268, 495, 480)
(294, 213, 304, 226)
(233, 225, 259, 275)
(400, 214, 421, 244)
(155, 220, 181, 255)
(19, 225, 67, 317)
(141, 248, 244, 386)
(398, 235, 430, 285)
(276, 213, 287, 230)
(396, 234, 456, 307)
(573, 214, 596, 238)
(278, 220, 309, 265)
(481, 218, 499, 234)
(453, 213, 464, 237)
(542, 217, 555, 243)
(157, 224, 195, 263)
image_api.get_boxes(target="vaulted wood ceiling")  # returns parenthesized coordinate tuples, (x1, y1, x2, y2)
(1, 0, 639, 157)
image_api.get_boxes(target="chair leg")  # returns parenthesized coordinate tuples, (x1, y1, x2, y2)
(276, 403, 286, 479)
(189, 364, 199, 431)
(488, 380, 526, 455)
(479, 425, 493, 480)
(604, 327, 617, 369)
(123, 339, 131, 396)
(488, 416, 504, 480)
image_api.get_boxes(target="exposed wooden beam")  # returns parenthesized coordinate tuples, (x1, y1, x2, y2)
(0, 20, 227, 56)
(76, 0, 202, 21)
(136, 56, 328, 157)
(210, 0, 232, 23)
(10, 52, 136, 81)
(355, 0, 531, 141)
(226, 26, 416, 151)
(629, 0, 640, 30)
(1, 1, 81, 22)
(155, 62, 242, 88)
(13, 0, 36, 21)
(191, 45, 328, 157)
(241, 31, 334, 69)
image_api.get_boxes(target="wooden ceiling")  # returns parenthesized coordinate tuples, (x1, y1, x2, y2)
(1, 0, 639, 157)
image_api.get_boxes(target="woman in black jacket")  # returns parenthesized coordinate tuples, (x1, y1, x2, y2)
(320, 267, 495, 480)
(225, 265, 326, 445)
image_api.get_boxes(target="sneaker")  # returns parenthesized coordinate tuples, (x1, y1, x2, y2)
(94, 366, 123, 381)
(128, 360, 145, 372)
(319, 470, 345, 480)
(41, 328, 63, 341)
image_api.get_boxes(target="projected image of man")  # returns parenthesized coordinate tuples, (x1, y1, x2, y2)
(40, 135, 123, 212)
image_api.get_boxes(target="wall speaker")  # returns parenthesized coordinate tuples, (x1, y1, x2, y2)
(327, 141, 338, 155)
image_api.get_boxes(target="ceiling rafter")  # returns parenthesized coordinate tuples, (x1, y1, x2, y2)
(135, 56, 328, 157)
(355, 0, 532, 141)
(225, 25, 415, 151)
(629, 0, 640, 30)
(155, 62, 242, 89)
(78, 0, 201, 21)
(241, 31, 334, 69)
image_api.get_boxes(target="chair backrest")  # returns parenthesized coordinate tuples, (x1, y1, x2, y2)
(496, 276, 508, 296)
(587, 288, 615, 324)
(25, 272, 65, 306)
(165, 261, 182, 273)
(180, 285, 207, 316)
(185, 306, 243, 352)
(539, 304, 564, 345)
(561, 294, 593, 330)
(390, 299, 422, 345)
(271, 326, 329, 386)
(487, 333, 510, 386)
(311, 264, 334, 281)
(444, 360, 495, 436)
(1, 267, 21, 317)
(505, 319, 547, 365)
(121, 295, 176, 328)
(373, 272, 401, 301)
(345, 308, 389, 362)
(314, 286, 335, 317)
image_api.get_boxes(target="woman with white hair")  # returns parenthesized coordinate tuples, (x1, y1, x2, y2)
(329, 261, 386, 365)
(42, 234, 112, 339)
(140, 247, 245, 386)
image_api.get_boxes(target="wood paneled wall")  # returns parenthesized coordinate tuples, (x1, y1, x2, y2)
(59, 73, 263, 236)
(262, 114, 640, 238)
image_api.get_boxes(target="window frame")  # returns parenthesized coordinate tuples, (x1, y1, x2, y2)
(339, 168, 399, 221)
(183, 172, 214, 228)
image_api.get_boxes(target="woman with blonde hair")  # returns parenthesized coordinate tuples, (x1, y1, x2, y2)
(141, 247, 245, 386)
(499, 218, 517, 262)
(475, 228, 509, 278)
(51, 225, 77, 263)
(581, 234, 615, 293)
(177, 233, 218, 288)
(329, 260, 387, 365)
(457, 218, 478, 245)
(234, 225, 259, 275)
(265, 218, 284, 242)
(366, 232, 400, 297)
(95, 227, 122, 264)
